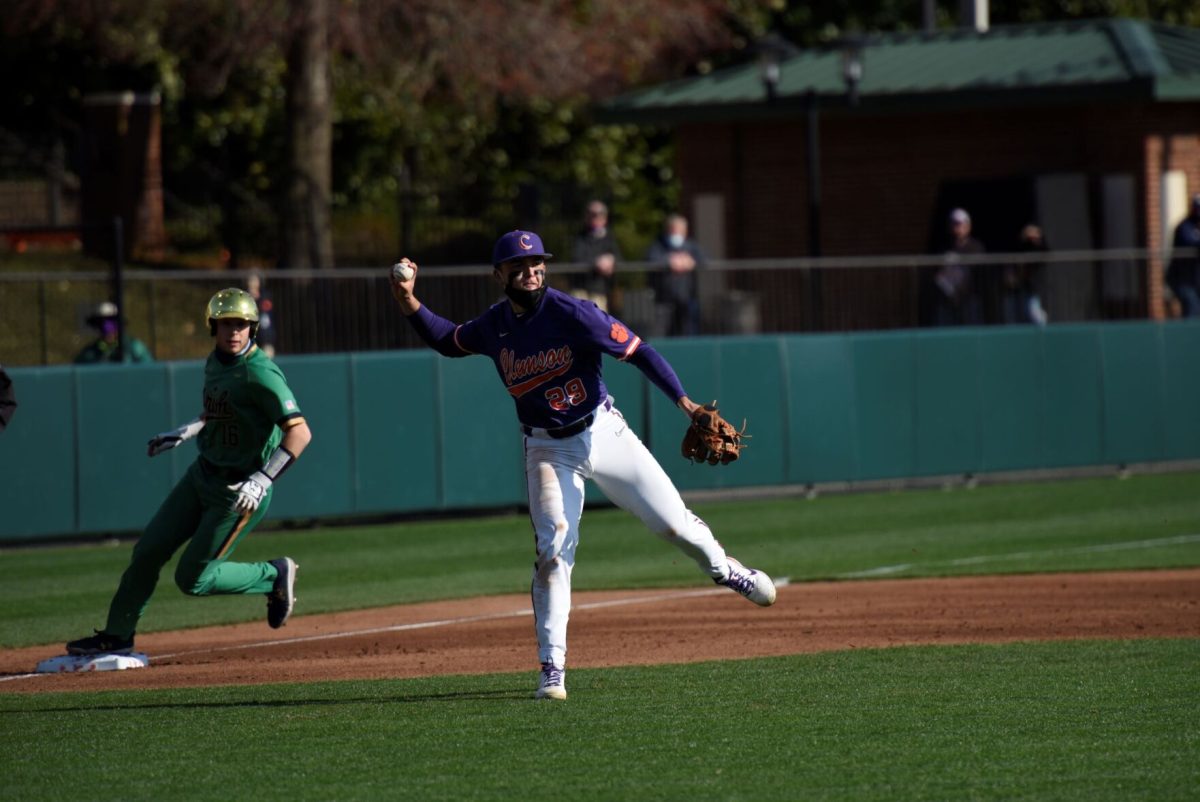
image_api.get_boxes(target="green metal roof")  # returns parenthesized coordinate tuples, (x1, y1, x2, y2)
(600, 19, 1200, 123)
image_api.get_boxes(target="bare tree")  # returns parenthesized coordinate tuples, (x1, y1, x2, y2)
(283, 0, 332, 270)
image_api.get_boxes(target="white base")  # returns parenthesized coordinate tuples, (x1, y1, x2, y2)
(36, 653, 150, 673)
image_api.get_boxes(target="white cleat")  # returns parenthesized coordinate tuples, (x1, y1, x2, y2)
(535, 662, 567, 700)
(716, 557, 777, 606)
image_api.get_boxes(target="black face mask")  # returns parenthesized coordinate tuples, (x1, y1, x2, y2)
(504, 285, 545, 311)
(503, 269, 547, 311)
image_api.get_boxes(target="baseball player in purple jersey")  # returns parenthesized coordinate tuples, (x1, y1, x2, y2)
(390, 230, 776, 700)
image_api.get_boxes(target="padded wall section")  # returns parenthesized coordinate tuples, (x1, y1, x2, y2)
(976, 329, 1045, 472)
(784, 335, 858, 483)
(350, 352, 440, 513)
(1162, 324, 1200, 460)
(852, 335, 917, 480)
(1040, 327, 1104, 467)
(0, 367, 77, 538)
(437, 357, 525, 508)
(1099, 324, 1166, 464)
(75, 364, 173, 532)
(2, 322, 1197, 541)
(913, 333, 981, 477)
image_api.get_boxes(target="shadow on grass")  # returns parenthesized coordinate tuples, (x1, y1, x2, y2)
(0, 687, 531, 714)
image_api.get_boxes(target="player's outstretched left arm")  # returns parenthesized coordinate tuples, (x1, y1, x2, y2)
(625, 343, 694, 412)
(229, 419, 313, 513)
(147, 416, 206, 457)
(676, 396, 701, 418)
(624, 346, 741, 463)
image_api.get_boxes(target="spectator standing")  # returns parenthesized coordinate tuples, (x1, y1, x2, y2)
(570, 201, 622, 314)
(1167, 194, 1200, 318)
(1002, 224, 1049, 326)
(74, 301, 154, 364)
(246, 272, 278, 357)
(646, 213, 705, 336)
(928, 208, 985, 326)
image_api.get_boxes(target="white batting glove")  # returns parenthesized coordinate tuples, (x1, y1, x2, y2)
(147, 418, 205, 457)
(229, 471, 272, 513)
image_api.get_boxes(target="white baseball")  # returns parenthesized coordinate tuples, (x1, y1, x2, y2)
(391, 261, 415, 282)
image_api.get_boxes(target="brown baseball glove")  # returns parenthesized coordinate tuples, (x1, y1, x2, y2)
(681, 402, 746, 465)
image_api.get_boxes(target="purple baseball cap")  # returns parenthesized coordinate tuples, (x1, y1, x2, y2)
(492, 230, 553, 266)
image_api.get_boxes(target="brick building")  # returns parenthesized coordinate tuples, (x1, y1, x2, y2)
(604, 19, 1200, 325)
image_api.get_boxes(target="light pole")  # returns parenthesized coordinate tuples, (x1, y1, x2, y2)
(805, 90, 821, 258)
(804, 36, 868, 260)
(840, 36, 865, 107)
(756, 33, 796, 105)
(755, 33, 866, 325)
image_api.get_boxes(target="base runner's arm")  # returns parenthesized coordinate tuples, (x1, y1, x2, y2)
(147, 415, 206, 457)
(229, 418, 311, 513)
(279, 418, 312, 459)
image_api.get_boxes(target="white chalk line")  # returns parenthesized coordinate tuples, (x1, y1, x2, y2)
(0, 577, 794, 683)
(838, 533, 1200, 579)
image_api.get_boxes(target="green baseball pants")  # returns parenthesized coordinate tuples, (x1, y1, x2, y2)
(103, 460, 280, 639)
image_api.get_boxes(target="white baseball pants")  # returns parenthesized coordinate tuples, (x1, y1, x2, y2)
(523, 398, 728, 668)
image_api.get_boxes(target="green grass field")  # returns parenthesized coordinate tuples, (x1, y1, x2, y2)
(1, 642, 1196, 801)
(1, 472, 1198, 800)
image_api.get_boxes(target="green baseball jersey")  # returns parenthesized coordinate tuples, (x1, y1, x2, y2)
(199, 345, 302, 473)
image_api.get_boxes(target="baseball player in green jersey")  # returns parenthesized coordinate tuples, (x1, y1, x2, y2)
(66, 288, 313, 656)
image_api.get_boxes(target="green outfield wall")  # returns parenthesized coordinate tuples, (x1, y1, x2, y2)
(2, 321, 1195, 542)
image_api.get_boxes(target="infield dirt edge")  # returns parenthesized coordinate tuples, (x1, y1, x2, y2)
(3, 568, 1197, 694)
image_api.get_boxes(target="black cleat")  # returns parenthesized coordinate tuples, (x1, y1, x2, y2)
(266, 557, 297, 629)
(66, 630, 135, 656)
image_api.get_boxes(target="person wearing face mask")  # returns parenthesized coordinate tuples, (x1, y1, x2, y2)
(570, 200, 622, 314)
(925, 208, 985, 327)
(646, 213, 706, 336)
(0, 364, 15, 432)
(1167, 193, 1200, 318)
(74, 301, 154, 364)
(388, 230, 776, 701)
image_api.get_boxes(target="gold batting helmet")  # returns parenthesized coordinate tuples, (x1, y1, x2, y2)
(206, 287, 259, 337)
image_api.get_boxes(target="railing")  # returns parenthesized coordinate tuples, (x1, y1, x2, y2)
(0, 248, 1176, 366)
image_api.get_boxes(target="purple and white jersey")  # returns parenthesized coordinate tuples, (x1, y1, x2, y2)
(452, 289, 641, 429)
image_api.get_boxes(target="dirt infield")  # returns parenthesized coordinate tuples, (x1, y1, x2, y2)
(3, 569, 1198, 694)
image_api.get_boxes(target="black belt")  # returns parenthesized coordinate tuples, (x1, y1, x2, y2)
(523, 398, 612, 439)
